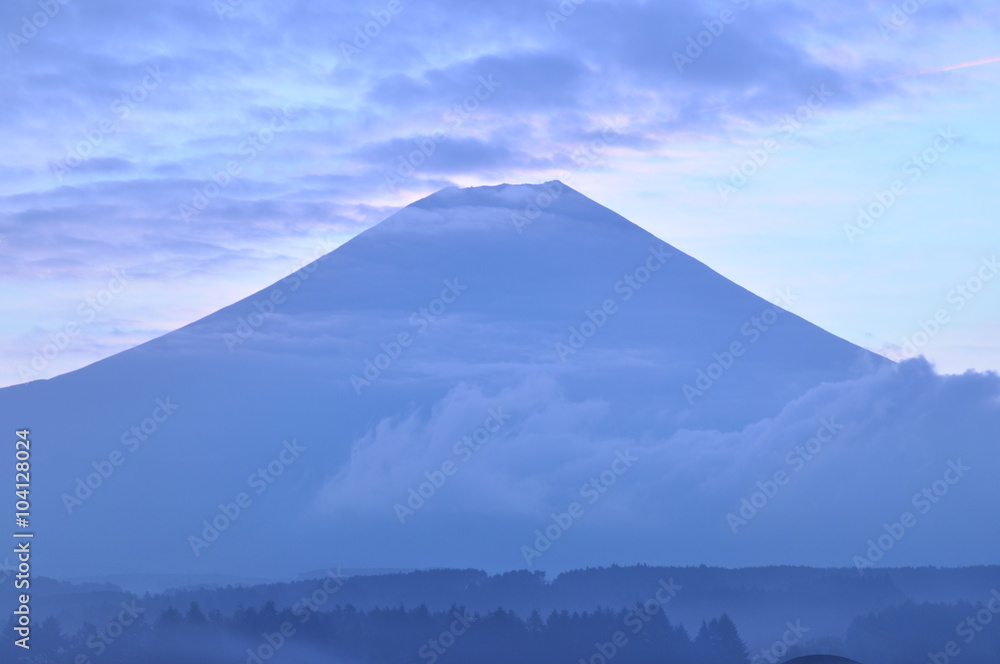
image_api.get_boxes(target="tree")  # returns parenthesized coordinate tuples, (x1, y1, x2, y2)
(185, 601, 208, 626)
(694, 614, 751, 664)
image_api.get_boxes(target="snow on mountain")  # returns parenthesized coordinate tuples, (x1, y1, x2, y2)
(3, 181, 998, 580)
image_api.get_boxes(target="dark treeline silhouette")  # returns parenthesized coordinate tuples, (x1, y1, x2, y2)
(3, 565, 999, 661)
(1, 601, 753, 664)
(745, 599, 1000, 663)
(18, 564, 1000, 640)
(8, 596, 1000, 663)
(844, 600, 1000, 664)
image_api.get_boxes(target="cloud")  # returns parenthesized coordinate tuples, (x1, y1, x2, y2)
(315, 358, 1000, 567)
(366, 51, 589, 113)
(355, 135, 563, 175)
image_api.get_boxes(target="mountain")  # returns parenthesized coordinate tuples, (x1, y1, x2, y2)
(3, 181, 998, 581)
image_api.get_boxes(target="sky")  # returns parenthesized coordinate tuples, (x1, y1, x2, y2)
(1, 0, 998, 387)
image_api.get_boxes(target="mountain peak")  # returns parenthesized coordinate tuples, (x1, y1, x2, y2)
(413, 180, 571, 209)
(2, 182, 896, 579)
(373, 180, 639, 241)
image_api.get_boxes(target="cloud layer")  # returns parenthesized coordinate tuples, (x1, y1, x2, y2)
(317, 358, 1000, 570)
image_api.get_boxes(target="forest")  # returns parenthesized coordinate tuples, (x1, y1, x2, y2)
(2, 565, 999, 663)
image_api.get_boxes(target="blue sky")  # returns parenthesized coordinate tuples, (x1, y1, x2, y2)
(1, 0, 998, 386)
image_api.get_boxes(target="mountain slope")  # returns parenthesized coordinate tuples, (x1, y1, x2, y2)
(4, 181, 997, 580)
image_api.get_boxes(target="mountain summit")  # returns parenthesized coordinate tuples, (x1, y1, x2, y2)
(5, 182, 997, 580)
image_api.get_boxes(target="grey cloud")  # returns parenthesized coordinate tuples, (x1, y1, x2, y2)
(318, 358, 1000, 566)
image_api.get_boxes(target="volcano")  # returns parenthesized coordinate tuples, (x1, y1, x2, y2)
(5, 181, 997, 581)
